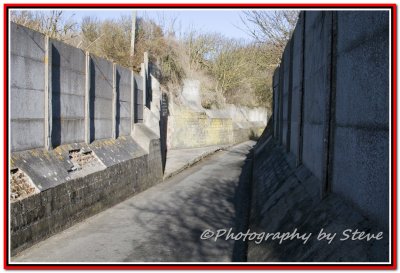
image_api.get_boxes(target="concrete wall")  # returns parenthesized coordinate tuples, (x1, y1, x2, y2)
(90, 55, 113, 140)
(281, 39, 292, 150)
(10, 132, 163, 255)
(289, 13, 305, 163)
(10, 23, 46, 151)
(273, 67, 280, 139)
(116, 65, 132, 137)
(272, 11, 389, 230)
(249, 132, 388, 262)
(167, 80, 268, 149)
(302, 11, 332, 182)
(9, 22, 151, 152)
(332, 11, 389, 228)
(9, 23, 165, 254)
(51, 39, 86, 146)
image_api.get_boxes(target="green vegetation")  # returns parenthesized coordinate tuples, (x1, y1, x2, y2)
(10, 10, 298, 111)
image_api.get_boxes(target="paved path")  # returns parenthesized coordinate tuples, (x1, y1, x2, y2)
(163, 144, 229, 179)
(12, 141, 255, 263)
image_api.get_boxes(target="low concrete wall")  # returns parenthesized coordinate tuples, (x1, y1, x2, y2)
(10, 127, 162, 255)
(272, 10, 389, 231)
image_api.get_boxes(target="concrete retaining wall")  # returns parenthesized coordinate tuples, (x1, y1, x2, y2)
(332, 11, 390, 228)
(167, 80, 268, 149)
(51, 39, 86, 146)
(9, 22, 148, 152)
(289, 13, 304, 163)
(249, 133, 388, 262)
(9, 23, 164, 254)
(116, 65, 132, 137)
(271, 10, 389, 230)
(91, 55, 114, 140)
(10, 132, 162, 255)
(10, 23, 46, 151)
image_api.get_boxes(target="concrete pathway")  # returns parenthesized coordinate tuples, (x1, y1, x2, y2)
(12, 141, 255, 263)
(163, 145, 230, 179)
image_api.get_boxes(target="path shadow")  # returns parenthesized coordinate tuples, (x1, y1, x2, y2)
(121, 143, 255, 262)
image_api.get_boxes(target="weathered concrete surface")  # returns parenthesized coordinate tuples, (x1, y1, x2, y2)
(289, 13, 304, 163)
(281, 39, 292, 149)
(163, 144, 230, 179)
(90, 55, 114, 141)
(10, 130, 163, 255)
(10, 23, 46, 152)
(302, 11, 333, 183)
(272, 10, 389, 232)
(12, 141, 255, 262)
(248, 127, 388, 262)
(116, 65, 132, 137)
(332, 11, 389, 230)
(51, 39, 86, 146)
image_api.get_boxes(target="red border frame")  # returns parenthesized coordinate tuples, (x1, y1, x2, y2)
(3, 3, 397, 270)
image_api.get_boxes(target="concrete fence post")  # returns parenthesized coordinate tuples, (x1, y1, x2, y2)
(84, 52, 91, 144)
(112, 63, 117, 139)
(130, 70, 135, 133)
(141, 62, 146, 108)
(44, 36, 53, 150)
(144, 52, 149, 108)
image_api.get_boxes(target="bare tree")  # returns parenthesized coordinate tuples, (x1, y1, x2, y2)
(240, 10, 299, 52)
(10, 10, 77, 42)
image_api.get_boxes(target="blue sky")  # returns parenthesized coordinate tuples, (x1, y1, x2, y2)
(63, 9, 251, 41)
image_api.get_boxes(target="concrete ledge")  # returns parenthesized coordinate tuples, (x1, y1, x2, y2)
(248, 134, 388, 262)
(10, 135, 163, 255)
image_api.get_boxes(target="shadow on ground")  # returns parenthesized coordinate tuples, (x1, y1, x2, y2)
(121, 142, 255, 262)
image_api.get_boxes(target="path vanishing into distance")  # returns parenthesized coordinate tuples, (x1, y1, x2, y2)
(12, 141, 255, 263)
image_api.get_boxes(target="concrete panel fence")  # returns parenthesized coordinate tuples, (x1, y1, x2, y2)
(272, 11, 389, 229)
(10, 22, 151, 152)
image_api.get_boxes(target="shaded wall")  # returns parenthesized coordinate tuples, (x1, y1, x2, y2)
(332, 11, 390, 228)
(51, 39, 86, 146)
(272, 10, 389, 229)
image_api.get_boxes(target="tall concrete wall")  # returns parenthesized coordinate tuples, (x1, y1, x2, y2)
(51, 39, 86, 146)
(272, 11, 389, 230)
(281, 39, 292, 150)
(332, 11, 389, 228)
(116, 65, 132, 137)
(289, 13, 304, 163)
(9, 22, 151, 152)
(10, 23, 46, 151)
(302, 11, 333, 183)
(90, 55, 114, 140)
